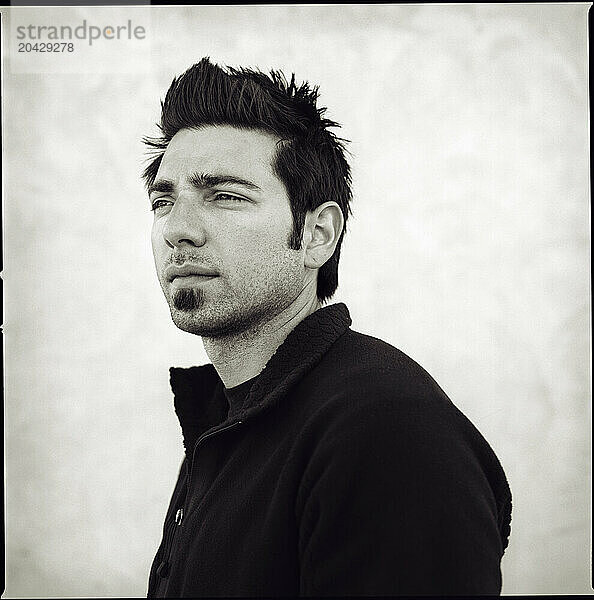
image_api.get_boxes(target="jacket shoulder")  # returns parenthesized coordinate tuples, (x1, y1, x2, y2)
(317, 327, 453, 408)
(312, 327, 507, 466)
(298, 327, 512, 548)
(295, 328, 512, 593)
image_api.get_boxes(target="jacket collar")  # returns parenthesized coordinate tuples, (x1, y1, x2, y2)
(170, 303, 352, 456)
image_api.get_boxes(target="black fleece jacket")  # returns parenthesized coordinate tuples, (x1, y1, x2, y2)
(147, 303, 512, 597)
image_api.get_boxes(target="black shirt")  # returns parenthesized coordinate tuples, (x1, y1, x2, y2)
(223, 374, 261, 418)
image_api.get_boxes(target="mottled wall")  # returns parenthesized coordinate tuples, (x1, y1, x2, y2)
(3, 4, 590, 596)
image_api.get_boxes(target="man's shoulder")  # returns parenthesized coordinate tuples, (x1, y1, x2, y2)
(297, 326, 511, 527)
(314, 326, 453, 410)
(300, 325, 504, 477)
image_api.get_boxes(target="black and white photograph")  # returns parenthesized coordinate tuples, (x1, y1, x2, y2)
(2, 2, 591, 597)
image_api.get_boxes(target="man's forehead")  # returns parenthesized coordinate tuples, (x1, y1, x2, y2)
(157, 125, 281, 181)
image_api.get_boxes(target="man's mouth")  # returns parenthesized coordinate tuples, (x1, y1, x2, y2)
(165, 263, 220, 282)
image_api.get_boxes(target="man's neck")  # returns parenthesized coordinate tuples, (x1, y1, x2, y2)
(202, 293, 321, 388)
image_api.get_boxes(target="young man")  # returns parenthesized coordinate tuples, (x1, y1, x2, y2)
(144, 57, 512, 597)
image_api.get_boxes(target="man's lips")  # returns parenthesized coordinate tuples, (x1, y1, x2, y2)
(165, 264, 220, 282)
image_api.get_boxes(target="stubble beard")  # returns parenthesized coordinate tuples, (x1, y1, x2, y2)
(168, 285, 264, 337)
(166, 285, 288, 339)
(166, 269, 303, 340)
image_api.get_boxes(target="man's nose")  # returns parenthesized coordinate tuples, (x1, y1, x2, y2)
(162, 196, 207, 249)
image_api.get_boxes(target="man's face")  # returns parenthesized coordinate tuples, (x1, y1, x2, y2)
(150, 125, 308, 337)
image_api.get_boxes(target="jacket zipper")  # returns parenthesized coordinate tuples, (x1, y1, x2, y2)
(188, 419, 244, 482)
(154, 419, 243, 593)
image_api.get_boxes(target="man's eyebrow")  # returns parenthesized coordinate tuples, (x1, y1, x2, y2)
(189, 172, 262, 192)
(148, 179, 175, 197)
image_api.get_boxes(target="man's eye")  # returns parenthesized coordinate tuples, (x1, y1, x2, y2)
(150, 199, 172, 211)
(214, 193, 246, 203)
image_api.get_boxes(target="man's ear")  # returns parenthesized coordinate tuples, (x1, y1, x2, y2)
(303, 201, 344, 269)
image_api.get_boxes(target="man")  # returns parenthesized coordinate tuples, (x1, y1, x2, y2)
(143, 57, 512, 597)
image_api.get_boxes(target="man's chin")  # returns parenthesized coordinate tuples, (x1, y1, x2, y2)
(172, 286, 205, 311)
(168, 301, 270, 339)
(166, 287, 212, 335)
(169, 309, 233, 338)
(170, 311, 208, 336)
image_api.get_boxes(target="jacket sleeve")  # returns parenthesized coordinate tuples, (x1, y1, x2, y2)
(295, 391, 509, 596)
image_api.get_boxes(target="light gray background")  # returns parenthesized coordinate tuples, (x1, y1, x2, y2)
(3, 3, 591, 597)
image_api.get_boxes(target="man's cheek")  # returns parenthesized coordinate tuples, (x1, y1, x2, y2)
(150, 230, 160, 259)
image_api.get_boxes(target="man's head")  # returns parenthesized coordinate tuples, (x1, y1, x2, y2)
(143, 58, 352, 337)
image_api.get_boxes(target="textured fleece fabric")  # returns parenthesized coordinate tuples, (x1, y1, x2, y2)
(147, 303, 512, 597)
